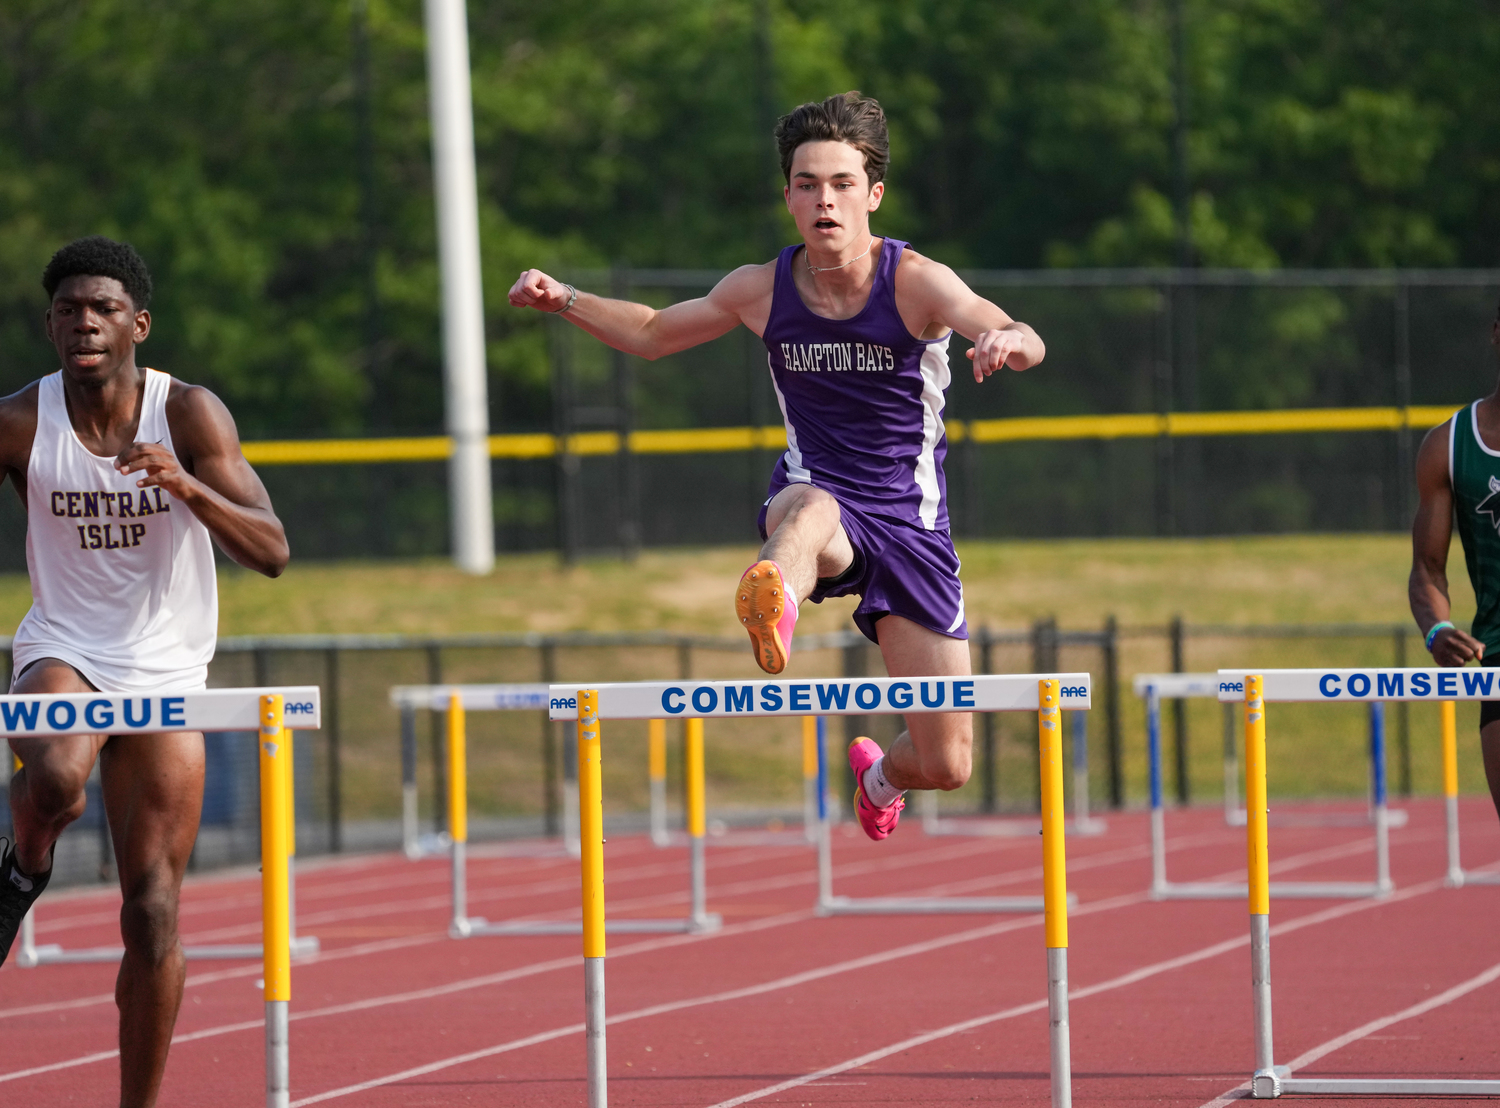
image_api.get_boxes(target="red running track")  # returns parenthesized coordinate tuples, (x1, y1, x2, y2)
(3, 798, 1499, 1106)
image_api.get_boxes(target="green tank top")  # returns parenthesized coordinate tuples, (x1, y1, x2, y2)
(1450, 401, 1500, 652)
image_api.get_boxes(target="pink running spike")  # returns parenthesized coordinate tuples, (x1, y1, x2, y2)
(848, 736, 903, 841)
(735, 559, 797, 674)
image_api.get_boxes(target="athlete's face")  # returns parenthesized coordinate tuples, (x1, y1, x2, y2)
(45, 275, 150, 383)
(784, 140, 884, 253)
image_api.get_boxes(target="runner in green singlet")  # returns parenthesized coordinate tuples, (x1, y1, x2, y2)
(1410, 299, 1500, 820)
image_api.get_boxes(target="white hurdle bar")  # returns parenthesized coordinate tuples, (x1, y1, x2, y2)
(551, 673, 1082, 1108)
(17, 723, 321, 965)
(1226, 670, 1500, 1099)
(389, 683, 721, 936)
(920, 709, 1106, 838)
(1138, 673, 1394, 900)
(1, 687, 319, 1108)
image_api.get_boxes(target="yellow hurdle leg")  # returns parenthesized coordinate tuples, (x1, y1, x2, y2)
(802, 716, 819, 843)
(1244, 674, 1279, 1098)
(648, 719, 669, 847)
(259, 694, 291, 1108)
(1037, 679, 1070, 1108)
(1443, 701, 1463, 885)
(685, 717, 712, 929)
(447, 693, 470, 935)
(284, 729, 297, 949)
(578, 691, 607, 1108)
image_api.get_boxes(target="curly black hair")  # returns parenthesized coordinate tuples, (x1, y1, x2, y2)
(41, 236, 153, 309)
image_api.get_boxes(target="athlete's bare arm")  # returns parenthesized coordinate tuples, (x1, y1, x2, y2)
(115, 382, 288, 577)
(893, 250, 1045, 383)
(508, 263, 775, 358)
(1410, 420, 1483, 664)
(0, 385, 41, 504)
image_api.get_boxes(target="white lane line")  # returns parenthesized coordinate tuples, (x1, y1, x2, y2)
(701, 877, 1451, 1108)
(0, 823, 1174, 1030)
(0, 826, 1409, 1091)
(0, 876, 1130, 1091)
(1194, 959, 1500, 1107)
(284, 898, 1114, 1107)
(0, 827, 1344, 1029)
(0, 912, 801, 1085)
(175, 844, 809, 942)
(173, 834, 1022, 942)
(17, 836, 760, 937)
(0, 1049, 124, 1083)
(0, 834, 1429, 1090)
(292, 859, 1390, 1108)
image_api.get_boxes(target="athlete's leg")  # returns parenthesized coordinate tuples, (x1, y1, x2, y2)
(7, 660, 108, 874)
(873, 615, 973, 791)
(740, 485, 858, 674)
(1481, 721, 1500, 823)
(760, 484, 855, 603)
(100, 730, 204, 1108)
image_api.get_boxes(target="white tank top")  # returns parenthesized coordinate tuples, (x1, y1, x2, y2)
(12, 369, 218, 692)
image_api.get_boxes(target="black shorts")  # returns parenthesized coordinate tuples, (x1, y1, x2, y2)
(1480, 654, 1500, 729)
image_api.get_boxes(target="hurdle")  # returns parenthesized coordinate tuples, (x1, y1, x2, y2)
(1134, 672, 1408, 830)
(396, 682, 554, 859)
(550, 673, 1081, 1108)
(1, 687, 316, 1107)
(1438, 699, 1500, 888)
(389, 683, 721, 936)
(1223, 668, 1500, 1098)
(813, 675, 1088, 915)
(645, 714, 820, 848)
(919, 709, 1106, 837)
(1138, 672, 1394, 900)
(17, 725, 320, 964)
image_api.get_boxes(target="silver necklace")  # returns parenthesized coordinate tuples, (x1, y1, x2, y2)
(807, 237, 875, 275)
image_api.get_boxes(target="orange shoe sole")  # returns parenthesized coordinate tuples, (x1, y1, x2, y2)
(736, 560, 791, 674)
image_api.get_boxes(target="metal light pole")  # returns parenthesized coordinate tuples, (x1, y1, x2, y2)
(424, 0, 494, 574)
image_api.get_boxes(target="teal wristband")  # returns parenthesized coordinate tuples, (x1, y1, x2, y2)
(1425, 621, 1455, 650)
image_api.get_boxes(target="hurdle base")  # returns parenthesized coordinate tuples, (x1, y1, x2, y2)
(1227, 807, 1408, 829)
(452, 913, 722, 937)
(18, 935, 320, 967)
(1152, 880, 1391, 901)
(816, 892, 1077, 916)
(1275, 1076, 1500, 1096)
(405, 831, 453, 860)
(923, 816, 1107, 838)
(653, 829, 815, 848)
(1447, 868, 1500, 888)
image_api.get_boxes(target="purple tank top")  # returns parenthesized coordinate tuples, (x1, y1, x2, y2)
(761, 239, 953, 529)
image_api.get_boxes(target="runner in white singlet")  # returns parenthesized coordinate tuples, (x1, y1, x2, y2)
(0, 237, 288, 1108)
(15, 366, 218, 692)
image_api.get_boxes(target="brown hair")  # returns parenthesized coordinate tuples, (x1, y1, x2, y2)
(775, 92, 890, 187)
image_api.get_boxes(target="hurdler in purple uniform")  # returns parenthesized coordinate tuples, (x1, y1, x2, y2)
(509, 92, 1045, 842)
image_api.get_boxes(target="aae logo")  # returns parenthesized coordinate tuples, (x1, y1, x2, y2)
(550, 696, 578, 711)
(285, 701, 315, 715)
(1059, 685, 1088, 699)
(1219, 680, 1244, 694)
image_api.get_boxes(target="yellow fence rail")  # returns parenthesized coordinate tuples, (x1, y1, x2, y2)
(240, 405, 1462, 466)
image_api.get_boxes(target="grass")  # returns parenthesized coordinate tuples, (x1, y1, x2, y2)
(33, 531, 1461, 637)
(0, 534, 1488, 822)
